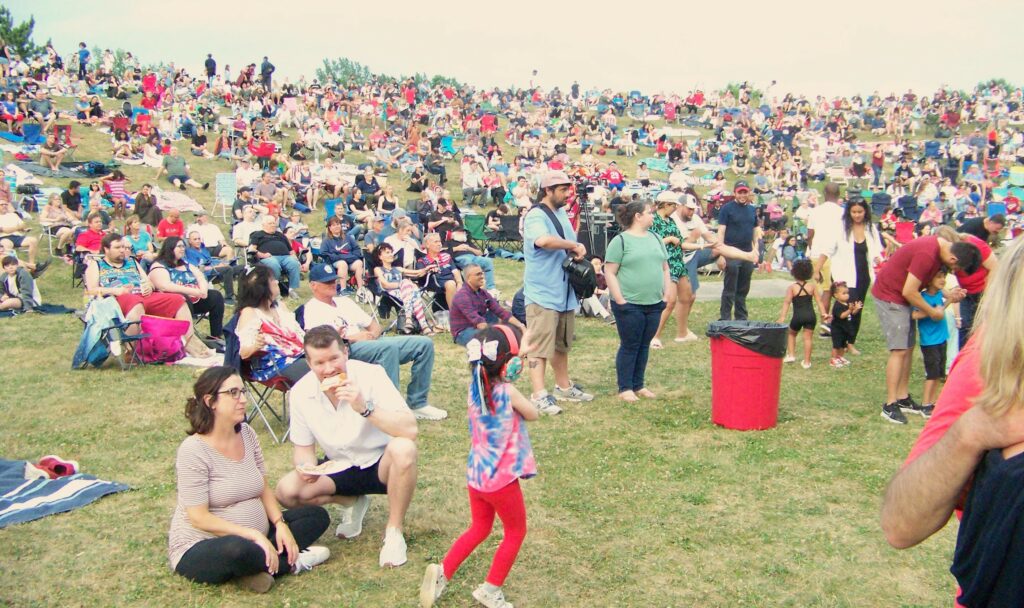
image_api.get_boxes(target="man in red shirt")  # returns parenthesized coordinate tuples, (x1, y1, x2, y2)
(157, 209, 185, 240)
(871, 235, 979, 423)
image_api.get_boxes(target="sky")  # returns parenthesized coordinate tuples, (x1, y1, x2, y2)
(7, 0, 1021, 99)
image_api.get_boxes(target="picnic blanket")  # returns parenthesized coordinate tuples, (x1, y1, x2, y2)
(654, 127, 701, 139)
(0, 459, 129, 528)
(154, 188, 206, 214)
(639, 157, 671, 173)
(13, 161, 87, 180)
(4, 163, 44, 186)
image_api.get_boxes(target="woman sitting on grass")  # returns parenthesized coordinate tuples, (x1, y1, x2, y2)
(168, 366, 330, 593)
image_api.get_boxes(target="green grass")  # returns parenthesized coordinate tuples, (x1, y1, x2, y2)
(0, 97, 961, 607)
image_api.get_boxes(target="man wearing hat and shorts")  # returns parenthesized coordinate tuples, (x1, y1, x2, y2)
(668, 191, 720, 340)
(717, 181, 759, 320)
(523, 171, 593, 415)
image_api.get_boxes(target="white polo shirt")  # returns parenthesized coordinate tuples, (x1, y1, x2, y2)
(302, 296, 372, 340)
(288, 360, 407, 469)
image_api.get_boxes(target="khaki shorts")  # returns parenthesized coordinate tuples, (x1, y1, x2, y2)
(815, 258, 833, 292)
(525, 304, 574, 360)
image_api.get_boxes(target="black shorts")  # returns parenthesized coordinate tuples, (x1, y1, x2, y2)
(921, 343, 947, 380)
(831, 323, 853, 349)
(322, 456, 388, 497)
(789, 315, 815, 332)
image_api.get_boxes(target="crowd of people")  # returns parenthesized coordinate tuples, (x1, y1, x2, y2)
(3, 36, 1024, 606)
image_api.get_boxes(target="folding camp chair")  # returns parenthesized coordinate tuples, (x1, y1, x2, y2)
(98, 318, 148, 371)
(223, 313, 292, 443)
(489, 216, 523, 252)
(134, 113, 152, 137)
(213, 173, 237, 222)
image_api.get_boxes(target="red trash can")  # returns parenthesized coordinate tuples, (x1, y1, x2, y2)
(707, 321, 787, 431)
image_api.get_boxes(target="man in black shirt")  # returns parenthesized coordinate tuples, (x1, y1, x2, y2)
(61, 181, 83, 219)
(204, 53, 216, 85)
(959, 214, 1005, 243)
(717, 181, 758, 320)
(248, 214, 301, 294)
(231, 187, 266, 223)
(427, 199, 461, 237)
(190, 126, 213, 159)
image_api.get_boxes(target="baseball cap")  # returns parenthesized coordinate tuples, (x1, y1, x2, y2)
(540, 170, 571, 189)
(194, 210, 208, 218)
(734, 180, 750, 193)
(655, 190, 680, 204)
(683, 194, 699, 210)
(309, 263, 339, 283)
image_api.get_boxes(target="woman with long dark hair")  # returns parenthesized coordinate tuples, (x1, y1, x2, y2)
(820, 198, 884, 354)
(149, 236, 226, 340)
(168, 366, 330, 592)
(235, 264, 308, 383)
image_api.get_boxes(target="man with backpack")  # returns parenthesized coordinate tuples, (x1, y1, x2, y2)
(522, 171, 593, 416)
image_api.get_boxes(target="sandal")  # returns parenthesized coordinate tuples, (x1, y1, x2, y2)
(650, 338, 663, 349)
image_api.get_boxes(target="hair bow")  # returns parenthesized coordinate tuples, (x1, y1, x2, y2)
(466, 338, 499, 363)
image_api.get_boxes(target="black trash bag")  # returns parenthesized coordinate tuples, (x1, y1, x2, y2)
(706, 321, 788, 358)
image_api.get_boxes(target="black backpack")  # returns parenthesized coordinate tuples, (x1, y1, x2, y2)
(532, 205, 597, 301)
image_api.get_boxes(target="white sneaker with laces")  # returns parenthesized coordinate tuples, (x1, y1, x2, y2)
(553, 383, 594, 402)
(293, 545, 330, 574)
(531, 393, 562, 416)
(419, 563, 448, 607)
(379, 527, 408, 568)
(783, 355, 796, 363)
(335, 495, 370, 539)
(413, 404, 449, 420)
(472, 584, 514, 608)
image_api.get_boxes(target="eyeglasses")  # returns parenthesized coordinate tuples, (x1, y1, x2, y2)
(216, 387, 247, 400)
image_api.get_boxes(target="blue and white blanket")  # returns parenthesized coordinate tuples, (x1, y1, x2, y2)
(0, 459, 129, 528)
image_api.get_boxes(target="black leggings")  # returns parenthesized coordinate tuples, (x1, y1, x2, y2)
(847, 284, 869, 344)
(188, 289, 225, 338)
(175, 505, 329, 584)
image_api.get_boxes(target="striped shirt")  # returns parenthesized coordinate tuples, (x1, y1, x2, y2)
(167, 423, 268, 570)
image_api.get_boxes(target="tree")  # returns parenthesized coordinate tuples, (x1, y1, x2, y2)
(315, 57, 373, 85)
(0, 7, 40, 57)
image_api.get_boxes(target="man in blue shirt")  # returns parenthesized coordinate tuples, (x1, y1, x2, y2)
(77, 43, 90, 81)
(716, 181, 758, 320)
(185, 231, 240, 303)
(522, 171, 593, 415)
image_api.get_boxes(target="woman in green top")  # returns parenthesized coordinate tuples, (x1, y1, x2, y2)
(648, 196, 687, 348)
(605, 201, 671, 403)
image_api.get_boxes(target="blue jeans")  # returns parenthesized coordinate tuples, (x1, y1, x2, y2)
(348, 336, 434, 408)
(611, 301, 665, 392)
(684, 248, 717, 293)
(454, 254, 495, 289)
(454, 312, 499, 345)
(872, 165, 883, 187)
(958, 292, 981, 349)
(260, 255, 301, 289)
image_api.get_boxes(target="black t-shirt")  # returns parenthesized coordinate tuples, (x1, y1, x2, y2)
(249, 230, 292, 256)
(61, 189, 82, 212)
(959, 217, 989, 241)
(191, 133, 207, 148)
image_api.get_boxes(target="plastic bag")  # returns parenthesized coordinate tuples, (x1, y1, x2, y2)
(706, 321, 789, 358)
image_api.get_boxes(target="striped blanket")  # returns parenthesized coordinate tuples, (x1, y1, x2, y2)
(0, 459, 129, 528)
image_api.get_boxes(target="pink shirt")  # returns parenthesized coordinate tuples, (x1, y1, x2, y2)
(466, 383, 536, 493)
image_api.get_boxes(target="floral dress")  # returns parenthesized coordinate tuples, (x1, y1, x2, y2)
(650, 213, 685, 281)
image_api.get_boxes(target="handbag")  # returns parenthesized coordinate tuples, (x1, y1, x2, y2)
(533, 205, 597, 301)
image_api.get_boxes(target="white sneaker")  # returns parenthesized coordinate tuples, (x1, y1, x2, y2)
(109, 339, 123, 357)
(801, 361, 812, 370)
(783, 355, 796, 363)
(413, 404, 449, 420)
(379, 527, 408, 568)
(472, 584, 514, 608)
(552, 382, 594, 402)
(531, 393, 562, 416)
(293, 545, 330, 574)
(419, 563, 448, 607)
(335, 495, 370, 539)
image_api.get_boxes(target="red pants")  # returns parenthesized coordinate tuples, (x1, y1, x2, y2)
(442, 480, 527, 587)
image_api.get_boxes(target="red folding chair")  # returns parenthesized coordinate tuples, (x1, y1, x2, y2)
(134, 113, 152, 137)
(894, 221, 915, 245)
(111, 115, 130, 134)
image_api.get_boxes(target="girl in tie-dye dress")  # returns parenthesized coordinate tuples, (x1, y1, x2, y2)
(420, 324, 539, 608)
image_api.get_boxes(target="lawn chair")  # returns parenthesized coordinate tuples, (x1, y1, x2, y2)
(223, 313, 292, 443)
(894, 221, 916, 245)
(489, 216, 523, 252)
(213, 173, 237, 222)
(111, 115, 131, 136)
(134, 113, 152, 137)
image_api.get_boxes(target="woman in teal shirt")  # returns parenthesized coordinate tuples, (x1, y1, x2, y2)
(605, 201, 671, 402)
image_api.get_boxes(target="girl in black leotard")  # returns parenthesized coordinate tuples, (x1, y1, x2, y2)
(777, 259, 830, 369)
